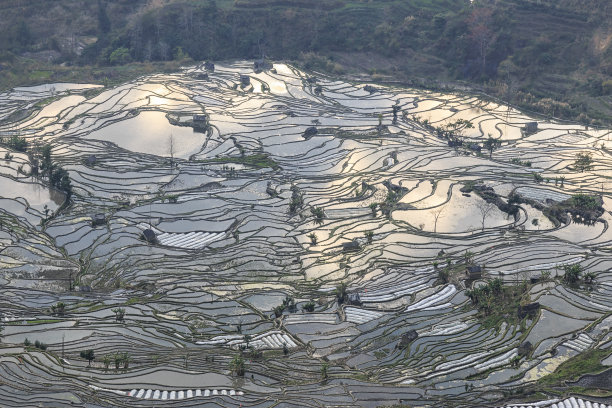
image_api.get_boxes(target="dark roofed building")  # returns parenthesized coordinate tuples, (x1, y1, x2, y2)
(240, 75, 251, 87)
(467, 143, 482, 153)
(303, 126, 318, 140)
(142, 229, 157, 244)
(347, 293, 362, 306)
(91, 213, 106, 227)
(523, 122, 538, 135)
(397, 330, 418, 349)
(465, 265, 482, 279)
(518, 302, 540, 319)
(253, 59, 272, 72)
(342, 239, 360, 252)
(192, 114, 209, 132)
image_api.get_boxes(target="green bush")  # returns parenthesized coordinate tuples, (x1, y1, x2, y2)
(109, 47, 131, 65)
(2, 135, 28, 152)
(573, 152, 594, 172)
(568, 194, 599, 210)
(303, 301, 315, 312)
(80, 349, 95, 365)
(229, 354, 245, 376)
(602, 79, 612, 95)
(563, 264, 582, 284)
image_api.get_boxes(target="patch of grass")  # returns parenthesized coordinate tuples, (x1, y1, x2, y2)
(34, 95, 61, 108)
(466, 279, 531, 329)
(0, 59, 183, 93)
(545, 193, 604, 225)
(538, 349, 610, 386)
(202, 154, 279, 170)
(29, 70, 52, 81)
(373, 350, 387, 359)
(126, 294, 161, 305)
(27, 319, 63, 325)
(568, 194, 600, 211)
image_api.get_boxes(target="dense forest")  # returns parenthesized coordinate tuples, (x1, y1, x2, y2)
(0, 0, 611, 124)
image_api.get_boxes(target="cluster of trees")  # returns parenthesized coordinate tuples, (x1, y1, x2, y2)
(573, 152, 594, 172)
(80, 349, 132, 370)
(273, 295, 297, 318)
(1, 135, 28, 152)
(24, 338, 48, 351)
(51, 302, 66, 316)
(289, 185, 304, 214)
(465, 278, 532, 328)
(102, 351, 131, 370)
(2, 0, 611, 123)
(112, 307, 126, 322)
(229, 353, 245, 376)
(310, 207, 324, 224)
(466, 278, 505, 309)
(567, 194, 601, 211)
(38, 145, 72, 197)
(68, 0, 570, 86)
(272, 295, 316, 315)
(563, 263, 596, 285)
(0, 137, 73, 197)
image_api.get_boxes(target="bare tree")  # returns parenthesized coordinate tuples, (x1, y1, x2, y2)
(180, 6, 193, 35)
(433, 207, 444, 233)
(476, 200, 495, 231)
(467, 7, 494, 76)
(143, 41, 153, 62)
(168, 133, 175, 168)
(158, 40, 170, 60)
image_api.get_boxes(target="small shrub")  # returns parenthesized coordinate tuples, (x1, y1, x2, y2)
(283, 296, 297, 313)
(3, 135, 28, 152)
(229, 354, 245, 376)
(273, 305, 285, 318)
(563, 264, 582, 284)
(369, 203, 377, 216)
(51, 301, 65, 316)
(568, 194, 600, 211)
(533, 173, 543, 183)
(289, 185, 303, 214)
(573, 152, 593, 172)
(583, 271, 596, 284)
(335, 282, 347, 304)
(80, 349, 95, 366)
(112, 351, 130, 370)
(103, 354, 111, 370)
(321, 362, 329, 379)
(249, 347, 262, 360)
(302, 301, 315, 312)
(438, 268, 450, 284)
(310, 207, 324, 224)
(111, 307, 125, 322)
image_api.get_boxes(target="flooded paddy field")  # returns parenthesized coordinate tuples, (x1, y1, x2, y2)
(0, 62, 611, 407)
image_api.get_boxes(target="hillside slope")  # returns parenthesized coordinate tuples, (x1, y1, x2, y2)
(0, 0, 610, 123)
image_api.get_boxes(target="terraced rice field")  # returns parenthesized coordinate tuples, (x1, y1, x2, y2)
(0, 61, 611, 407)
